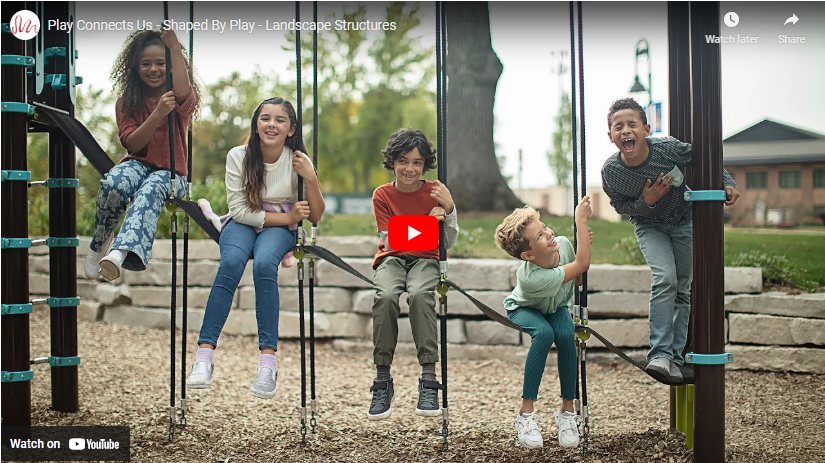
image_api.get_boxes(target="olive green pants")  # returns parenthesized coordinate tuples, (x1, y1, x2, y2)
(372, 255, 440, 366)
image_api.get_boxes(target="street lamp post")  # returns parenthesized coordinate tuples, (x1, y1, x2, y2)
(630, 38, 652, 108)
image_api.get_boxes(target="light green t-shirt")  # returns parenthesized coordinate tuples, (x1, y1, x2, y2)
(503, 236, 576, 315)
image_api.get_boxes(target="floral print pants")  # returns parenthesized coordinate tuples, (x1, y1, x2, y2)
(90, 159, 187, 271)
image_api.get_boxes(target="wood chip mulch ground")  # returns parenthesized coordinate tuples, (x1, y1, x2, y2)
(24, 308, 825, 462)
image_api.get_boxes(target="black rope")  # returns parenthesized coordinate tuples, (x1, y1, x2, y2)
(163, 0, 177, 444)
(180, 0, 193, 430)
(568, 0, 582, 419)
(294, 0, 307, 446)
(308, 0, 318, 435)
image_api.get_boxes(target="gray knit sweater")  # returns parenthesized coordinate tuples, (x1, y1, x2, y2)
(601, 137, 737, 226)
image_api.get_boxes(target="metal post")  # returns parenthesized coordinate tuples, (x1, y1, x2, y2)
(42, 1, 79, 413)
(667, 0, 691, 432)
(1, 0, 32, 427)
(690, 3, 726, 462)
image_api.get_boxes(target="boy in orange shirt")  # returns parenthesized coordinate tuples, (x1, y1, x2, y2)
(367, 128, 459, 420)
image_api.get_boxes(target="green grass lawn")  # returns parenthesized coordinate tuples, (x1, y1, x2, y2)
(316, 214, 825, 287)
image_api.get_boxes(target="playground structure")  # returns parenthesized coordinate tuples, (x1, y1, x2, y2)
(2, 2, 737, 461)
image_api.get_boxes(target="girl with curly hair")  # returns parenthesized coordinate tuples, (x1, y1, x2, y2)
(85, 29, 200, 282)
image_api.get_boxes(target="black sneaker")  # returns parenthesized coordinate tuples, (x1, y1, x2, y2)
(367, 379, 394, 421)
(415, 378, 442, 417)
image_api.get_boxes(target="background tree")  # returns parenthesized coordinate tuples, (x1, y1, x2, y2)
(548, 91, 573, 188)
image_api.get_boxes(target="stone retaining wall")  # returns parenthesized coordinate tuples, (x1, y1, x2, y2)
(27, 237, 825, 374)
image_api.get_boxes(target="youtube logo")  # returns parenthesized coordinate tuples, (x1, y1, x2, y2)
(388, 215, 439, 251)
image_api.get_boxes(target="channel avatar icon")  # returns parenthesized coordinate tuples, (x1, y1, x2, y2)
(388, 215, 438, 251)
(10, 10, 40, 40)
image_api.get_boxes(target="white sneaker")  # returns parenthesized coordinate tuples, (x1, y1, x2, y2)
(84, 234, 113, 279)
(554, 411, 580, 448)
(98, 254, 123, 282)
(250, 367, 278, 399)
(514, 412, 543, 448)
(186, 361, 213, 389)
(670, 360, 684, 384)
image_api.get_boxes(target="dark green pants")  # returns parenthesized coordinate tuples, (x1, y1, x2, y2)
(372, 255, 440, 366)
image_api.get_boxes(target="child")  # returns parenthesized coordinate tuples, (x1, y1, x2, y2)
(186, 97, 325, 399)
(495, 199, 592, 449)
(600, 98, 739, 383)
(84, 29, 200, 282)
(368, 128, 459, 420)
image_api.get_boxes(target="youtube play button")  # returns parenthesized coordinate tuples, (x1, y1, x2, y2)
(388, 215, 439, 251)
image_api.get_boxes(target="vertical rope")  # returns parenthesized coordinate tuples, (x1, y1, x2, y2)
(295, 1, 307, 446)
(163, 0, 177, 444)
(577, 1, 588, 308)
(308, 0, 319, 435)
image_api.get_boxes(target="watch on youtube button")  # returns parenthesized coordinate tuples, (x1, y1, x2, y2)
(388, 215, 439, 251)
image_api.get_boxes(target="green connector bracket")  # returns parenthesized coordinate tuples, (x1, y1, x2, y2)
(1, 24, 11, 34)
(685, 352, 734, 365)
(47, 297, 80, 307)
(1, 370, 34, 382)
(45, 74, 68, 90)
(1, 170, 31, 182)
(1, 102, 35, 115)
(49, 356, 81, 367)
(46, 237, 79, 247)
(1, 55, 35, 67)
(1, 238, 31, 249)
(436, 281, 449, 296)
(45, 178, 79, 188)
(1, 303, 33, 315)
(684, 190, 727, 202)
(44, 47, 66, 60)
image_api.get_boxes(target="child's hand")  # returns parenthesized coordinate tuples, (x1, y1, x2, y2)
(430, 180, 455, 214)
(288, 201, 310, 223)
(292, 151, 317, 183)
(589, 227, 593, 244)
(575, 196, 592, 224)
(160, 29, 181, 50)
(151, 91, 176, 118)
(429, 206, 448, 221)
(725, 186, 740, 206)
(642, 172, 673, 206)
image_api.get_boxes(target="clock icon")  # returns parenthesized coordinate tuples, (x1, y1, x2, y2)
(724, 12, 739, 28)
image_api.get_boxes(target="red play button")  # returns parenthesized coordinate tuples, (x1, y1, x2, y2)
(388, 215, 439, 251)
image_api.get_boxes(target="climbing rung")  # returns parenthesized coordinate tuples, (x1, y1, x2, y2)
(1, 170, 31, 182)
(1, 370, 34, 382)
(685, 352, 734, 365)
(28, 178, 79, 188)
(1, 238, 31, 249)
(46, 237, 79, 247)
(47, 297, 80, 307)
(1, 55, 35, 67)
(1, 303, 33, 315)
(48, 356, 81, 367)
(1, 102, 35, 115)
(684, 190, 727, 202)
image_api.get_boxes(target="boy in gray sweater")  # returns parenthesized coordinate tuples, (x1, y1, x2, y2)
(600, 98, 740, 383)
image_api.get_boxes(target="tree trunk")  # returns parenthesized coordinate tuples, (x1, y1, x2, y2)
(445, 2, 523, 211)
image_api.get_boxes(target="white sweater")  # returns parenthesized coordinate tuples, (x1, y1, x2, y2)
(225, 145, 311, 228)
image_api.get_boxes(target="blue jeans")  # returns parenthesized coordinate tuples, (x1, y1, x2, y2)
(634, 220, 693, 365)
(90, 159, 187, 271)
(508, 306, 577, 401)
(197, 220, 296, 351)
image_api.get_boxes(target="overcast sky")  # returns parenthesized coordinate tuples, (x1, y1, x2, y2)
(74, 1, 825, 189)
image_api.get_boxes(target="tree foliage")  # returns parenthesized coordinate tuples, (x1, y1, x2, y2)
(548, 91, 573, 188)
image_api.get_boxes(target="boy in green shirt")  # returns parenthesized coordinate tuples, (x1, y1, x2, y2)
(495, 197, 592, 449)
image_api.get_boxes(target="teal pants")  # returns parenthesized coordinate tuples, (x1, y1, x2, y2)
(508, 306, 577, 401)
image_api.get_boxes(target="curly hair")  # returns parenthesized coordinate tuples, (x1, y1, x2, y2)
(381, 128, 437, 172)
(110, 30, 202, 119)
(242, 97, 307, 212)
(495, 206, 540, 259)
(607, 97, 647, 128)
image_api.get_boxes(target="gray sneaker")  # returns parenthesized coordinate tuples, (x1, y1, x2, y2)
(415, 378, 442, 417)
(645, 357, 671, 382)
(669, 360, 684, 384)
(186, 361, 213, 389)
(250, 367, 278, 399)
(367, 379, 394, 421)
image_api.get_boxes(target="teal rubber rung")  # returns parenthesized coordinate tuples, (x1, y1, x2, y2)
(685, 352, 734, 365)
(1, 102, 35, 115)
(684, 190, 727, 202)
(45, 178, 79, 188)
(1, 370, 34, 382)
(1, 24, 10, 34)
(1, 238, 31, 249)
(45, 237, 79, 247)
(1, 170, 31, 181)
(1, 303, 33, 315)
(47, 297, 80, 307)
(1, 55, 35, 67)
(48, 356, 81, 367)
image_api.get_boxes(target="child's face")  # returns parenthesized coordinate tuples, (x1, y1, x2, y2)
(608, 108, 651, 159)
(521, 219, 561, 268)
(256, 104, 295, 149)
(393, 147, 425, 188)
(138, 44, 167, 91)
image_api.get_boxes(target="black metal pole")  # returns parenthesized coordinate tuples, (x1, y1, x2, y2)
(667, 0, 691, 432)
(690, 3, 726, 462)
(1, 0, 33, 427)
